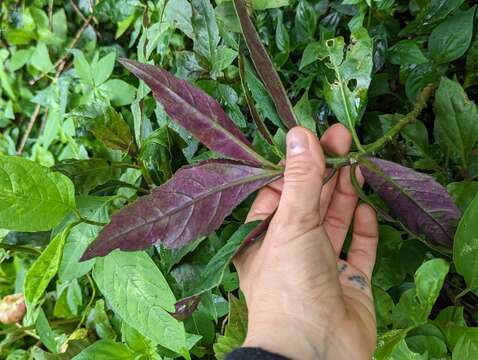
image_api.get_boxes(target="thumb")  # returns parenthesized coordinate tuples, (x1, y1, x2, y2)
(274, 127, 326, 232)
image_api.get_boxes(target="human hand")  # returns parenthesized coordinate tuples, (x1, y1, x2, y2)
(233, 125, 379, 360)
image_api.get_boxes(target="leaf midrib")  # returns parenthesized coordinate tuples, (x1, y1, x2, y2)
(366, 162, 453, 241)
(106, 170, 282, 242)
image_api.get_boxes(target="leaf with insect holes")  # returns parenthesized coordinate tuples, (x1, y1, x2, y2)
(316, 28, 373, 131)
(359, 157, 461, 247)
(233, 0, 297, 129)
(118, 59, 267, 166)
(81, 160, 282, 260)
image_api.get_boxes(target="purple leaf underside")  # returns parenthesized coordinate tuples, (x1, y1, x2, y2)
(81, 160, 281, 260)
(118, 59, 265, 166)
(360, 157, 461, 247)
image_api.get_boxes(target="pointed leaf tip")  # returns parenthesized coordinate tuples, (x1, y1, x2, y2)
(359, 157, 461, 247)
(118, 59, 267, 166)
(81, 160, 282, 260)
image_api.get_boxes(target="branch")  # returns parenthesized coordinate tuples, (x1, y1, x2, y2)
(364, 84, 436, 154)
(16, 104, 41, 155)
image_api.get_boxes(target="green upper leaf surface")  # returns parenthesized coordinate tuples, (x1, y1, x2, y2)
(0, 156, 75, 231)
(317, 28, 373, 130)
(93, 250, 187, 354)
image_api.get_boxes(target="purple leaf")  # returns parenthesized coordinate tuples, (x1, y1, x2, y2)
(359, 157, 461, 247)
(171, 296, 200, 321)
(233, 0, 298, 129)
(118, 59, 267, 166)
(81, 160, 282, 260)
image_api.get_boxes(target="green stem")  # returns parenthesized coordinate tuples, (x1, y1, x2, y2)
(365, 84, 436, 154)
(455, 288, 471, 300)
(325, 155, 355, 168)
(0, 318, 81, 336)
(0, 244, 41, 256)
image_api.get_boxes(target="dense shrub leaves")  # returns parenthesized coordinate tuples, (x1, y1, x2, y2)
(2, 0, 478, 358)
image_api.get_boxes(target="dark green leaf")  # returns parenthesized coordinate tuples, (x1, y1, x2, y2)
(428, 7, 476, 64)
(434, 77, 478, 167)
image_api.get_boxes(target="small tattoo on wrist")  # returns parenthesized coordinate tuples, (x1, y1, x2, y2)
(338, 263, 347, 274)
(347, 275, 368, 291)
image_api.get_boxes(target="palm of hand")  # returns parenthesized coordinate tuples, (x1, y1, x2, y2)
(234, 124, 379, 360)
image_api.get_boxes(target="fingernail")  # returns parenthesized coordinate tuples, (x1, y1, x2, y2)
(287, 128, 309, 155)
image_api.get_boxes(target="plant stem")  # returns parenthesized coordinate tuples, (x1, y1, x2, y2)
(16, 104, 41, 155)
(0, 318, 81, 336)
(0, 244, 41, 256)
(365, 84, 436, 154)
(79, 217, 107, 227)
(455, 288, 471, 300)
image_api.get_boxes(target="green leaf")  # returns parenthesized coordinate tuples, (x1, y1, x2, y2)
(388, 40, 428, 65)
(428, 7, 476, 64)
(374, 286, 394, 330)
(24, 229, 68, 315)
(293, 92, 316, 134)
(400, 0, 466, 36)
(415, 258, 449, 309)
(36, 309, 60, 353)
(191, 0, 220, 63)
(100, 79, 136, 106)
(213, 294, 247, 359)
(243, 59, 283, 129)
(72, 339, 135, 360)
(317, 28, 373, 132)
(71, 104, 137, 156)
(447, 181, 478, 212)
(454, 193, 478, 293)
(453, 332, 478, 359)
(121, 322, 158, 358)
(374, 329, 409, 360)
(59, 196, 112, 282)
(30, 43, 53, 73)
(389, 340, 427, 360)
(87, 299, 116, 340)
(164, 0, 194, 38)
(93, 52, 116, 86)
(434, 77, 478, 167)
(93, 250, 187, 353)
(187, 222, 257, 297)
(251, 0, 289, 10)
(407, 324, 448, 359)
(299, 41, 320, 69)
(392, 259, 449, 328)
(53, 160, 116, 196)
(70, 49, 93, 86)
(211, 46, 238, 79)
(0, 156, 75, 231)
(464, 35, 478, 88)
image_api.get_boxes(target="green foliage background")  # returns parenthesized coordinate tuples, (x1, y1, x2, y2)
(1, 0, 478, 358)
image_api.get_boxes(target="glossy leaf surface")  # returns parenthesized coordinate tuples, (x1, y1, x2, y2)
(82, 160, 281, 259)
(434, 77, 478, 167)
(360, 157, 461, 247)
(24, 229, 67, 315)
(453, 193, 478, 292)
(119, 59, 266, 166)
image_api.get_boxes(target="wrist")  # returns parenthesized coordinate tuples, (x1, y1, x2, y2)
(243, 313, 326, 360)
